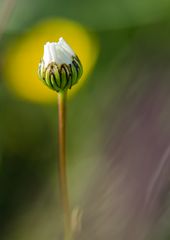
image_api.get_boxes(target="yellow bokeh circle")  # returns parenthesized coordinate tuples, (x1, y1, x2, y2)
(4, 18, 99, 103)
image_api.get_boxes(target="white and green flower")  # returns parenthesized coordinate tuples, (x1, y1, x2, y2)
(38, 37, 83, 92)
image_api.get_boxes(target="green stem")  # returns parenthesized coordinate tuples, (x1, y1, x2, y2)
(58, 91, 71, 240)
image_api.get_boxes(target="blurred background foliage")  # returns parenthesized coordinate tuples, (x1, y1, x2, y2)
(1, 0, 170, 240)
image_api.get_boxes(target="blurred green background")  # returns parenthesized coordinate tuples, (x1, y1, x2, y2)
(1, 0, 170, 239)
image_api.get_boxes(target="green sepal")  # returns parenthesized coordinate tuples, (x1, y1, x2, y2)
(45, 70, 53, 89)
(71, 63, 78, 86)
(38, 60, 44, 80)
(54, 66, 61, 88)
(73, 57, 83, 80)
(60, 67, 67, 90)
(50, 74, 60, 92)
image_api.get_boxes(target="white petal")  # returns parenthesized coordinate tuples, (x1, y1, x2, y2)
(42, 38, 75, 66)
(54, 45, 65, 64)
(49, 43, 58, 62)
(43, 42, 52, 67)
(57, 44, 72, 64)
(58, 37, 75, 56)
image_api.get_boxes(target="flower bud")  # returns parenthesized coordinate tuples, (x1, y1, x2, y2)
(38, 37, 83, 92)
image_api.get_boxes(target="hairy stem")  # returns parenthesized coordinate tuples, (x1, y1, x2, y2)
(58, 91, 71, 240)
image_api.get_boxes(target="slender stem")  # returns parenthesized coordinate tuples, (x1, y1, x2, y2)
(58, 91, 71, 240)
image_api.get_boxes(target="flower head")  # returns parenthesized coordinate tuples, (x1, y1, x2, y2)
(38, 37, 83, 92)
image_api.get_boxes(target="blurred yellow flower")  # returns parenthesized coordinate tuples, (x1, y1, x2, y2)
(4, 18, 99, 103)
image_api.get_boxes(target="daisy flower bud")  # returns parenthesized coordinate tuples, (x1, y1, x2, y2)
(38, 37, 83, 92)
